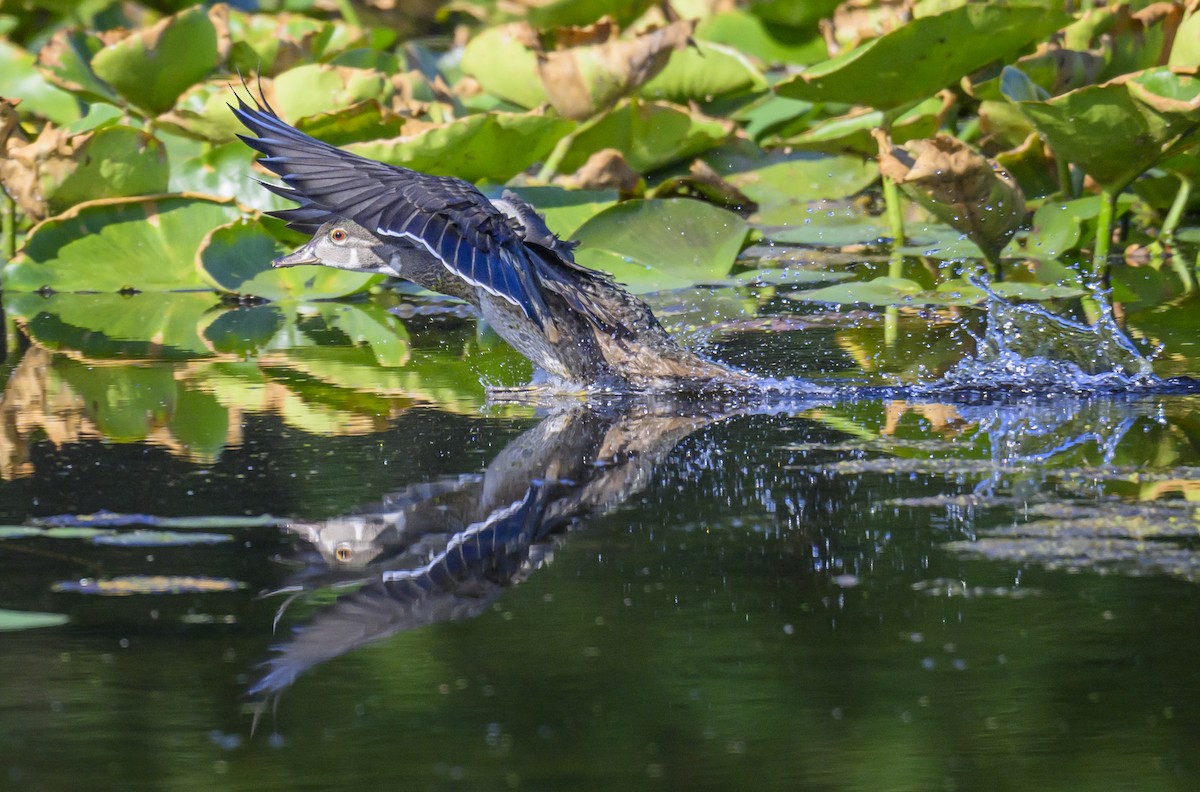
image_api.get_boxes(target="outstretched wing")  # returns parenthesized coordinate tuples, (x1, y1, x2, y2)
(231, 92, 553, 328)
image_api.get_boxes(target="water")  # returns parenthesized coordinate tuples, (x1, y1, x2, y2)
(1, 286, 1199, 791)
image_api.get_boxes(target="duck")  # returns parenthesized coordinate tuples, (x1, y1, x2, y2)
(232, 92, 754, 391)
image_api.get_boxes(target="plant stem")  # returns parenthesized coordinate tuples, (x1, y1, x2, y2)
(1, 187, 14, 266)
(1091, 187, 1116, 285)
(1056, 157, 1074, 200)
(1160, 173, 1193, 246)
(882, 175, 905, 247)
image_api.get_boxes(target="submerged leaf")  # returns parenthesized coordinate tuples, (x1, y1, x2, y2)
(0, 608, 68, 632)
(874, 131, 1026, 261)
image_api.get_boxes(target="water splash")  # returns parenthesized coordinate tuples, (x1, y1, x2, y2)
(928, 280, 1157, 395)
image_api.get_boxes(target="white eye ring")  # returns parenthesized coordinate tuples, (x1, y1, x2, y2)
(330, 228, 348, 243)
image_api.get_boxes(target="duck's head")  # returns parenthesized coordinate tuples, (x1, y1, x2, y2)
(274, 219, 388, 273)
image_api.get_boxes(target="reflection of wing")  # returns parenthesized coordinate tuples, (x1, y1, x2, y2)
(251, 485, 552, 696)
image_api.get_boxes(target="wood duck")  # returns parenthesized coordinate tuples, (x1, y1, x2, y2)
(232, 93, 754, 392)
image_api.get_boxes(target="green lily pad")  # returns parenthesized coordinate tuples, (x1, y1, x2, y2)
(695, 10, 829, 66)
(271, 64, 395, 122)
(225, 11, 335, 76)
(197, 219, 379, 300)
(775, 4, 1070, 110)
(765, 203, 891, 246)
(638, 40, 768, 103)
(90, 6, 220, 114)
(44, 126, 169, 215)
(528, 0, 657, 27)
(1170, 6, 1200, 68)
(460, 24, 547, 109)
(5, 195, 241, 292)
(156, 80, 249, 143)
(166, 139, 284, 212)
(0, 608, 68, 632)
(791, 276, 924, 306)
(557, 99, 731, 175)
(572, 198, 750, 292)
(500, 186, 618, 237)
(294, 100, 407, 146)
(37, 28, 121, 106)
(1018, 66, 1200, 193)
(1008, 193, 1138, 262)
(347, 112, 575, 183)
(772, 96, 947, 156)
(792, 274, 1086, 307)
(62, 102, 124, 135)
(0, 40, 80, 124)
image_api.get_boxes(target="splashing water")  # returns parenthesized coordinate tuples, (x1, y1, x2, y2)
(929, 281, 1158, 395)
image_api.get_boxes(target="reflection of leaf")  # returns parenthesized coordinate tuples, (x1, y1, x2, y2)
(90, 6, 222, 114)
(197, 219, 379, 300)
(4, 195, 241, 292)
(52, 576, 244, 595)
(875, 132, 1026, 262)
(775, 4, 1070, 109)
(572, 199, 750, 292)
(0, 608, 68, 632)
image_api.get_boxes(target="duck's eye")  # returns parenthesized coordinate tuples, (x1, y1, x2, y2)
(329, 228, 348, 243)
(334, 543, 353, 562)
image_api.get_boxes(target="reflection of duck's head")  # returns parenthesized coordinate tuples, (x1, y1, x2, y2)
(273, 220, 388, 273)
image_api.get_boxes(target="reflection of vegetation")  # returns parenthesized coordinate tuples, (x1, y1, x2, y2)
(0, 294, 533, 476)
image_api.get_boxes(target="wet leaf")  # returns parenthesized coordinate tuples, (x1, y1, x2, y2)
(555, 99, 732, 175)
(775, 4, 1070, 109)
(90, 6, 222, 114)
(347, 112, 574, 182)
(0, 125, 168, 221)
(4, 195, 241, 293)
(791, 276, 923, 306)
(571, 198, 750, 292)
(0, 40, 80, 124)
(765, 202, 891, 247)
(533, 19, 695, 120)
(197, 219, 379, 300)
(1018, 66, 1200, 193)
(791, 275, 1083, 307)
(875, 131, 1026, 261)
(0, 608, 68, 632)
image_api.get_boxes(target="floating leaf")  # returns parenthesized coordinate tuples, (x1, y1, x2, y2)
(90, 6, 221, 114)
(270, 64, 394, 121)
(556, 99, 731, 175)
(775, 4, 1071, 109)
(527, 0, 657, 28)
(156, 80, 250, 142)
(638, 40, 768, 103)
(572, 198, 750, 292)
(774, 95, 949, 156)
(0, 608, 68, 632)
(92, 530, 233, 546)
(695, 10, 829, 66)
(1018, 66, 1200, 193)
(460, 24, 547, 108)
(875, 131, 1026, 262)
(53, 576, 245, 595)
(0, 40, 80, 124)
(32, 512, 285, 528)
(501, 186, 618, 237)
(4, 195, 240, 292)
(791, 275, 1085, 306)
(347, 112, 575, 182)
(197, 219, 379, 300)
(294, 100, 407, 146)
(36, 28, 121, 105)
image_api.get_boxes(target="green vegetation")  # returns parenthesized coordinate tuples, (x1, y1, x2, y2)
(0, 0, 1198, 314)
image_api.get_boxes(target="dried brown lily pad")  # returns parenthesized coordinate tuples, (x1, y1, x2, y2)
(873, 130, 1026, 263)
(534, 17, 696, 120)
(559, 147, 645, 194)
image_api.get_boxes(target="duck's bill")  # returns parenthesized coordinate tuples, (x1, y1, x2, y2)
(273, 242, 319, 268)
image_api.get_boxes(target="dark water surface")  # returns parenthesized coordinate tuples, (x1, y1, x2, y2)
(1, 290, 1199, 791)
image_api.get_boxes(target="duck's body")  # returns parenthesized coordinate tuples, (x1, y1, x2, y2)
(233, 94, 752, 390)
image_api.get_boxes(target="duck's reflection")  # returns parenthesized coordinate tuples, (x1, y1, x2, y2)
(254, 402, 717, 696)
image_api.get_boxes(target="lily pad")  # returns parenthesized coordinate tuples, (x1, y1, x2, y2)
(348, 112, 575, 183)
(556, 99, 731, 175)
(571, 198, 750, 292)
(527, 0, 657, 28)
(500, 186, 618, 237)
(90, 6, 221, 114)
(774, 4, 1070, 110)
(695, 10, 829, 66)
(0, 608, 68, 632)
(791, 275, 1086, 307)
(460, 24, 547, 109)
(270, 64, 394, 122)
(772, 95, 948, 156)
(5, 195, 241, 293)
(0, 40, 80, 124)
(638, 40, 768, 104)
(1018, 66, 1200, 193)
(197, 219, 379, 300)
(37, 28, 122, 106)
